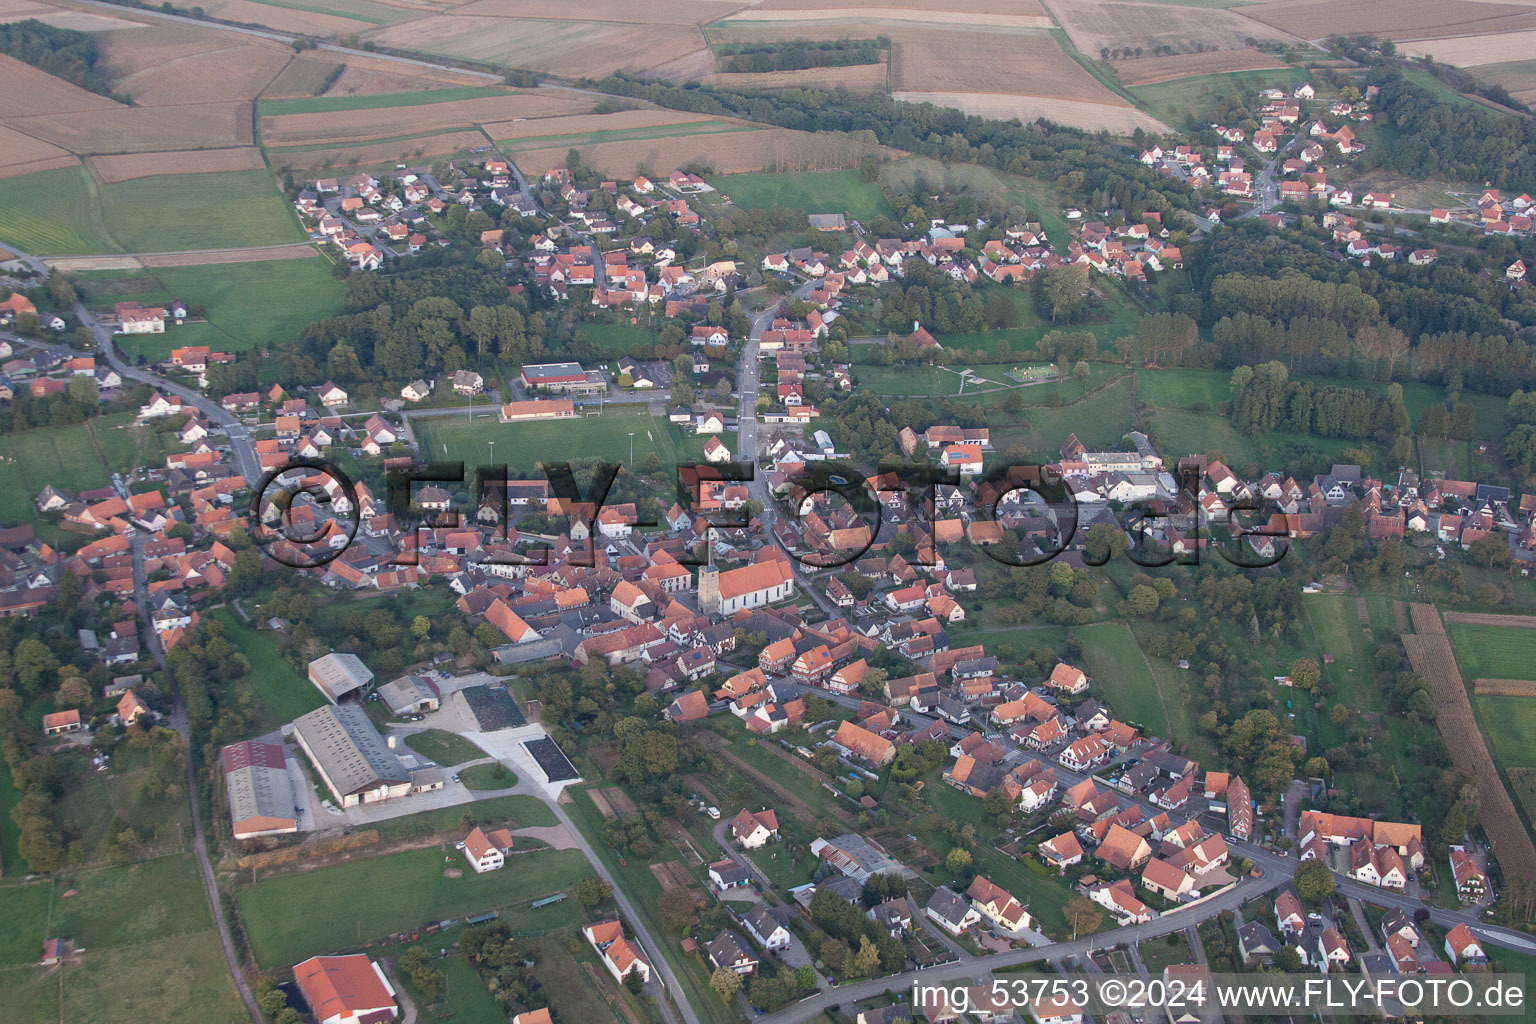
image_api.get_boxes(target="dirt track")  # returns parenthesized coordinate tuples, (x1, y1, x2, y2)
(1443, 612, 1536, 628)
(1403, 603, 1536, 879)
(1473, 679, 1536, 696)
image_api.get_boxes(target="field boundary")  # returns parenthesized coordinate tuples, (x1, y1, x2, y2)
(1444, 612, 1536, 628)
(1402, 603, 1536, 879)
(1474, 679, 1536, 696)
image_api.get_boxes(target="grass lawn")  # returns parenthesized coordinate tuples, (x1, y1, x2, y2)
(458, 762, 516, 789)
(0, 756, 23, 879)
(0, 881, 52, 966)
(535, 932, 651, 1024)
(104, 258, 345, 361)
(576, 321, 658, 357)
(237, 846, 589, 967)
(1472, 695, 1536, 771)
(415, 409, 678, 474)
(9, 930, 244, 1024)
(1140, 931, 1193, 973)
(910, 779, 1075, 937)
(207, 608, 326, 732)
(47, 853, 211, 949)
(878, 156, 1073, 250)
(259, 85, 515, 116)
(991, 376, 1138, 453)
(1106, 621, 1217, 764)
(368, 793, 555, 843)
(1448, 623, 1536, 682)
(1130, 68, 1309, 129)
(712, 170, 894, 221)
(1077, 622, 1172, 732)
(0, 412, 175, 526)
(1147, 406, 1360, 472)
(1304, 594, 1383, 712)
(403, 729, 488, 767)
(405, 953, 505, 1024)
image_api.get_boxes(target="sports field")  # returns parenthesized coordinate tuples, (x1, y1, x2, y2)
(1449, 623, 1536, 682)
(236, 846, 589, 967)
(713, 170, 895, 221)
(0, 166, 302, 255)
(416, 409, 679, 474)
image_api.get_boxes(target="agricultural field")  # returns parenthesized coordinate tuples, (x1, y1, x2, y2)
(1467, 57, 1536, 105)
(416, 409, 679, 475)
(712, 170, 895, 220)
(259, 84, 522, 117)
(259, 89, 588, 145)
(1403, 603, 1536, 879)
(1042, 0, 1300, 59)
(0, 165, 115, 254)
(0, 165, 301, 255)
(886, 25, 1160, 133)
(87, 148, 268, 184)
(1475, 695, 1536, 770)
(185, 0, 377, 35)
(513, 126, 869, 178)
(701, 63, 888, 92)
(493, 117, 753, 151)
(360, 16, 707, 77)
(0, 123, 76, 180)
(1448, 622, 1536, 683)
(236, 845, 589, 968)
(1110, 49, 1290, 87)
(1242, 0, 1536, 44)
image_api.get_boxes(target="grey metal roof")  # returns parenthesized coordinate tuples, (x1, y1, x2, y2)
(293, 703, 408, 797)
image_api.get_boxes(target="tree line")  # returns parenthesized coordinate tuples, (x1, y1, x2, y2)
(715, 38, 887, 73)
(588, 73, 1200, 224)
(0, 20, 122, 100)
(1228, 361, 1407, 440)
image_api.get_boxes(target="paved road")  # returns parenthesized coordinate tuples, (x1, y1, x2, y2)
(735, 280, 842, 620)
(545, 797, 696, 1024)
(4, 242, 269, 1024)
(1, 244, 265, 486)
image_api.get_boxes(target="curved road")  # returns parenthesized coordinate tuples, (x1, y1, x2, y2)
(3, 243, 265, 1022)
